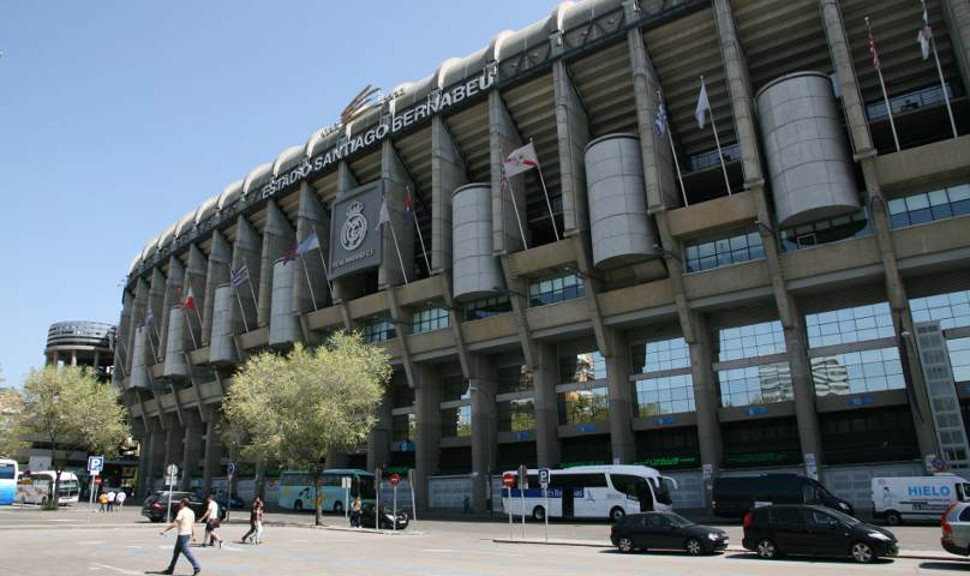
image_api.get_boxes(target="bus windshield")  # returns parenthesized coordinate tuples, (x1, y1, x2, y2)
(653, 477, 673, 506)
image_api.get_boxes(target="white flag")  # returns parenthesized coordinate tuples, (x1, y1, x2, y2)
(695, 78, 710, 129)
(503, 141, 540, 178)
(918, 7, 933, 61)
(378, 197, 390, 227)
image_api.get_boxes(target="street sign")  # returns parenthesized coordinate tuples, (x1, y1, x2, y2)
(226, 462, 236, 477)
(502, 473, 516, 489)
(94, 476, 102, 485)
(87, 456, 104, 474)
(166, 463, 179, 477)
(518, 465, 529, 490)
(389, 473, 401, 487)
(538, 468, 550, 488)
(341, 476, 352, 490)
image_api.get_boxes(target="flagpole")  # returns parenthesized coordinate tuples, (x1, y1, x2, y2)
(408, 186, 432, 274)
(502, 166, 529, 250)
(300, 258, 320, 311)
(387, 220, 409, 285)
(315, 250, 336, 304)
(530, 139, 560, 242)
(232, 285, 251, 333)
(659, 89, 689, 207)
(181, 307, 199, 350)
(145, 325, 159, 363)
(701, 76, 733, 195)
(864, 18, 901, 153)
(922, 1, 958, 138)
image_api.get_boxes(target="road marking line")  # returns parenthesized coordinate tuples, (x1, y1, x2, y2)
(88, 563, 143, 575)
(422, 548, 523, 557)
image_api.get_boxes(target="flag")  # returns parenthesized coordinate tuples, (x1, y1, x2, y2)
(867, 18, 881, 70)
(231, 265, 249, 287)
(183, 286, 195, 309)
(502, 142, 540, 177)
(282, 239, 298, 264)
(655, 101, 668, 136)
(403, 188, 413, 223)
(695, 78, 710, 129)
(378, 197, 391, 228)
(918, 7, 933, 61)
(296, 232, 320, 256)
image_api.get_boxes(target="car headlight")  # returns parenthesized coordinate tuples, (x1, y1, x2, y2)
(867, 532, 892, 542)
(707, 533, 720, 541)
(838, 502, 850, 510)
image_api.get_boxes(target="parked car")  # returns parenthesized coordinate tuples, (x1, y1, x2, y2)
(610, 512, 729, 555)
(187, 487, 246, 511)
(873, 474, 970, 525)
(742, 504, 898, 563)
(941, 502, 970, 556)
(713, 474, 853, 519)
(141, 491, 227, 523)
(359, 504, 409, 530)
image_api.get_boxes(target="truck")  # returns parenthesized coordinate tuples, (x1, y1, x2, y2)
(872, 474, 970, 525)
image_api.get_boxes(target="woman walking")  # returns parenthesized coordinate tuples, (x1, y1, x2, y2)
(240, 498, 262, 544)
(199, 494, 223, 548)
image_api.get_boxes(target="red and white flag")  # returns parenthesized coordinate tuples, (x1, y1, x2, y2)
(503, 142, 540, 178)
(918, 6, 933, 61)
(867, 18, 881, 70)
(183, 286, 196, 309)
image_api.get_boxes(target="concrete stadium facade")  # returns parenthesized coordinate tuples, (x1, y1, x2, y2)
(116, 0, 970, 513)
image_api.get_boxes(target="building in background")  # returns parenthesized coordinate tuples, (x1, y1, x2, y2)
(115, 0, 970, 514)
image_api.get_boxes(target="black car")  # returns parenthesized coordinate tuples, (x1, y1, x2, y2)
(141, 491, 227, 523)
(359, 505, 409, 530)
(189, 487, 246, 511)
(713, 474, 854, 519)
(742, 504, 898, 563)
(610, 512, 729, 555)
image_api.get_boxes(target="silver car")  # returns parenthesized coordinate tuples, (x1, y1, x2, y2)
(941, 502, 970, 556)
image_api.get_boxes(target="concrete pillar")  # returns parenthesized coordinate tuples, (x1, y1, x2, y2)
(70, 350, 77, 367)
(942, 0, 970, 101)
(469, 355, 498, 514)
(163, 415, 183, 477)
(184, 244, 208, 347)
(431, 115, 468, 272)
(127, 279, 150, 375)
(367, 392, 392, 472)
(147, 268, 167, 363)
(688, 312, 721, 501)
(533, 342, 561, 468)
(413, 364, 441, 513)
(231, 216, 262, 332)
(159, 257, 185, 359)
(202, 231, 231, 345)
(257, 200, 295, 327)
(203, 412, 224, 491)
(784, 305, 825, 476)
(606, 330, 635, 464)
(136, 426, 153, 498)
(116, 291, 133, 381)
(180, 412, 204, 490)
(552, 57, 592, 235)
(293, 182, 331, 314)
(148, 420, 166, 494)
(380, 140, 417, 287)
(332, 161, 363, 323)
(489, 90, 529, 254)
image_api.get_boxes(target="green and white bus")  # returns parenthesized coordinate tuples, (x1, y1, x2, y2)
(278, 469, 375, 513)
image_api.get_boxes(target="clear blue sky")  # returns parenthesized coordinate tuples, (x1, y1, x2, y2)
(0, 0, 555, 387)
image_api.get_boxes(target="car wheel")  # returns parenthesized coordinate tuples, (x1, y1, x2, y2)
(609, 507, 626, 524)
(294, 499, 303, 512)
(616, 537, 635, 554)
(532, 506, 546, 522)
(685, 538, 704, 556)
(333, 501, 344, 514)
(885, 511, 901, 526)
(756, 538, 777, 559)
(851, 541, 875, 564)
(150, 517, 162, 523)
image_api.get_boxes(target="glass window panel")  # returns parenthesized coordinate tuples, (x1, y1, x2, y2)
(906, 194, 930, 211)
(717, 363, 793, 407)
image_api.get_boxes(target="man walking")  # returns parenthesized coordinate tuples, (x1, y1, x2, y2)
(106, 489, 116, 512)
(115, 489, 127, 512)
(156, 497, 201, 575)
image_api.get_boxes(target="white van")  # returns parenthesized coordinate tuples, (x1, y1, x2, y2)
(872, 474, 970, 525)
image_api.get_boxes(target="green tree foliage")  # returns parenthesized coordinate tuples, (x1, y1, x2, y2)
(20, 366, 130, 508)
(0, 387, 26, 458)
(223, 332, 392, 525)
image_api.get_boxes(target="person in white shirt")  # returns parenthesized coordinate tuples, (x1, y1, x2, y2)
(158, 498, 200, 575)
(106, 490, 116, 513)
(199, 494, 223, 548)
(115, 490, 127, 511)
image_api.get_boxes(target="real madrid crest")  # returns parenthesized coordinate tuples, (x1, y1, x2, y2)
(340, 201, 368, 251)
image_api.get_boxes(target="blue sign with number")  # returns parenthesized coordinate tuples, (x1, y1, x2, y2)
(87, 456, 104, 473)
(745, 406, 768, 417)
(578, 424, 596, 433)
(656, 416, 677, 426)
(847, 396, 874, 407)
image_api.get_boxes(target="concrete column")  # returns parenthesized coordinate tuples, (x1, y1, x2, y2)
(180, 412, 204, 490)
(294, 182, 331, 315)
(413, 364, 441, 513)
(70, 350, 77, 367)
(332, 161, 363, 324)
(136, 427, 153, 498)
(127, 279, 150, 374)
(231, 216, 262, 332)
(431, 115, 468, 272)
(688, 312, 721, 501)
(147, 268, 167, 364)
(202, 412, 224, 491)
(533, 342, 561, 468)
(606, 330, 635, 464)
(784, 304, 825, 476)
(552, 57, 592, 235)
(257, 200, 295, 328)
(202, 231, 231, 345)
(380, 140, 417, 287)
(115, 292, 133, 382)
(367, 392, 392, 472)
(469, 355, 498, 514)
(489, 90, 529, 254)
(159, 257, 185, 359)
(148, 420, 166, 494)
(184, 244, 208, 347)
(163, 415, 183, 477)
(942, 0, 970, 100)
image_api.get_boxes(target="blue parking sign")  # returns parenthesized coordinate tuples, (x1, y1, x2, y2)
(87, 456, 104, 474)
(538, 468, 550, 487)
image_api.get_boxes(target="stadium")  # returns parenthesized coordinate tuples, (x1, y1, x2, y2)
(115, 0, 970, 514)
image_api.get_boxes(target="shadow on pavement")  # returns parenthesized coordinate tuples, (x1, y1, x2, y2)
(724, 552, 893, 565)
(598, 549, 726, 557)
(920, 561, 970, 571)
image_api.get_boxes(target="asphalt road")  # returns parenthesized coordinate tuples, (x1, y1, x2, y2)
(0, 506, 967, 576)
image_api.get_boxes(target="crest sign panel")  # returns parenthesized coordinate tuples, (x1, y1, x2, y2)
(329, 180, 384, 279)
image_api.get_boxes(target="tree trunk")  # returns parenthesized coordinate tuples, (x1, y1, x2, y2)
(313, 468, 323, 526)
(50, 445, 60, 509)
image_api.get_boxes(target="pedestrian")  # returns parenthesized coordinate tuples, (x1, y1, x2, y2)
(106, 489, 116, 512)
(199, 494, 223, 548)
(351, 497, 362, 528)
(252, 500, 264, 545)
(240, 498, 261, 543)
(115, 489, 127, 512)
(98, 491, 108, 512)
(156, 497, 201, 576)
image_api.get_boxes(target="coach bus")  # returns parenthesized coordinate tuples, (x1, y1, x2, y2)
(19, 471, 80, 505)
(501, 465, 678, 523)
(0, 459, 17, 505)
(278, 469, 375, 513)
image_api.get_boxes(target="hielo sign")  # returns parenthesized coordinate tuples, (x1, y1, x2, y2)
(329, 181, 384, 279)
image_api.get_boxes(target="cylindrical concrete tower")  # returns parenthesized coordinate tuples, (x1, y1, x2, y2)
(129, 326, 149, 389)
(584, 133, 658, 269)
(269, 259, 299, 346)
(163, 306, 188, 378)
(452, 183, 503, 302)
(756, 71, 861, 227)
(209, 285, 239, 364)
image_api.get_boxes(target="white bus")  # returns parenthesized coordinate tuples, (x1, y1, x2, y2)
(0, 459, 17, 505)
(501, 465, 678, 523)
(18, 471, 80, 505)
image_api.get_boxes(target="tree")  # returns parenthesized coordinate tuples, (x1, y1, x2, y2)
(20, 366, 130, 508)
(223, 332, 391, 525)
(0, 387, 26, 458)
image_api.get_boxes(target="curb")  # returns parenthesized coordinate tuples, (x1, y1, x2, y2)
(264, 521, 423, 536)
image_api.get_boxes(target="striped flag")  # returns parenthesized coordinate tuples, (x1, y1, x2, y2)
(867, 19, 882, 70)
(296, 232, 320, 256)
(502, 142, 540, 177)
(655, 101, 668, 136)
(231, 265, 249, 287)
(403, 188, 413, 223)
